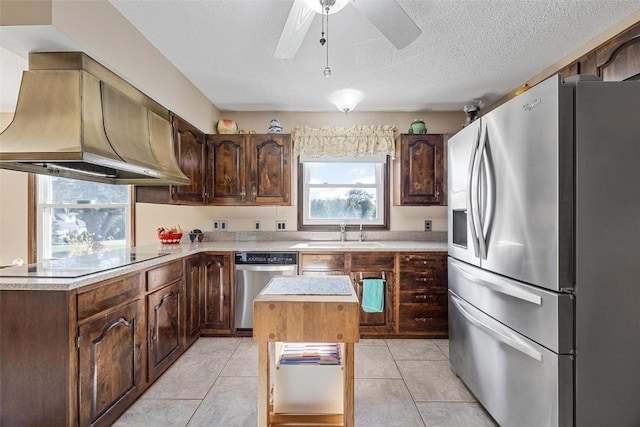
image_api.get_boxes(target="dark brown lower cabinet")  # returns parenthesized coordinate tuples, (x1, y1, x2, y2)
(78, 299, 145, 426)
(397, 252, 448, 338)
(201, 253, 233, 334)
(184, 254, 205, 347)
(147, 280, 182, 382)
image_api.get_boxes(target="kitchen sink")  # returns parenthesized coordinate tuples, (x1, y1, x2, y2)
(289, 241, 384, 249)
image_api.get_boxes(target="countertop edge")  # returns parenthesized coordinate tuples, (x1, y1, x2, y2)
(0, 240, 448, 291)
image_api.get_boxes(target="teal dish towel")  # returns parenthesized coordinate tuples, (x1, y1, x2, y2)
(361, 279, 385, 313)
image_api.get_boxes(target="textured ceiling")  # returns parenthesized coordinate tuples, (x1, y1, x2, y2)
(105, 0, 640, 112)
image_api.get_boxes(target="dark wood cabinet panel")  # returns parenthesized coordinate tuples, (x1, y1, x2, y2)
(208, 134, 291, 206)
(184, 254, 204, 347)
(77, 272, 143, 321)
(172, 117, 206, 203)
(397, 252, 448, 338)
(249, 135, 291, 205)
(201, 253, 233, 334)
(299, 253, 346, 273)
(208, 135, 246, 203)
(146, 259, 183, 291)
(147, 280, 182, 382)
(394, 134, 446, 206)
(78, 299, 145, 427)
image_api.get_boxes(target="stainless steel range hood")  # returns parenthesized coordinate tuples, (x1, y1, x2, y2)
(0, 52, 190, 185)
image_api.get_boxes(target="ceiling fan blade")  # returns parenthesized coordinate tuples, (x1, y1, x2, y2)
(273, 0, 316, 59)
(351, 0, 421, 49)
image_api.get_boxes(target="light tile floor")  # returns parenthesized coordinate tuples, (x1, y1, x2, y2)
(114, 337, 497, 427)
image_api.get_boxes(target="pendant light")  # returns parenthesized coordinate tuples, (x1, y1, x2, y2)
(320, 0, 332, 77)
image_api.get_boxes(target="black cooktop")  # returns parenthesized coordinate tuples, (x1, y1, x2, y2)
(0, 250, 170, 278)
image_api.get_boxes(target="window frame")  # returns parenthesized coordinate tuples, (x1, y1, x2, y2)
(29, 174, 135, 262)
(296, 156, 390, 231)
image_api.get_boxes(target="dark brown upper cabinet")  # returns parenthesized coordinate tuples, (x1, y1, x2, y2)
(394, 134, 447, 206)
(207, 134, 291, 206)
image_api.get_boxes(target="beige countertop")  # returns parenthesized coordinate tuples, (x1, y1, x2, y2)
(0, 240, 447, 291)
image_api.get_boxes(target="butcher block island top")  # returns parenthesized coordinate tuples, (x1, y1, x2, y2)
(253, 275, 360, 427)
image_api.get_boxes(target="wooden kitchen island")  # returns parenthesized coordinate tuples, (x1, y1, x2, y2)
(253, 275, 360, 427)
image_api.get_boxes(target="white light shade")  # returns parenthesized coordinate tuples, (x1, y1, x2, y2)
(329, 89, 363, 113)
(301, 0, 351, 15)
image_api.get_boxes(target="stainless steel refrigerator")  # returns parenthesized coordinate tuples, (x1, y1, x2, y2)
(447, 74, 640, 427)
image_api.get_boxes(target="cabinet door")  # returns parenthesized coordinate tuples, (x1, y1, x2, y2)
(248, 134, 291, 205)
(397, 134, 446, 205)
(350, 270, 395, 335)
(78, 299, 144, 427)
(208, 135, 246, 204)
(349, 251, 395, 335)
(184, 255, 204, 347)
(202, 254, 232, 333)
(148, 281, 182, 382)
(171, 117, 206, 203)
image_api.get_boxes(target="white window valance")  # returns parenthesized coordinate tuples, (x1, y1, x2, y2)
(292, 125, 396, 159)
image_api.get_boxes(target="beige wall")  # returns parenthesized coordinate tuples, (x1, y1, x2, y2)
(0, 113, 28, 265)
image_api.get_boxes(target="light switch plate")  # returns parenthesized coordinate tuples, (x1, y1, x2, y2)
(254, 220, 261, 231)
(220, 220, 228, 231)
(212, 220, 220, 231)
(276, 220, 286, 231)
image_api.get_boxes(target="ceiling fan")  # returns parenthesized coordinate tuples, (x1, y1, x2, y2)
(273, 0, 422, 59)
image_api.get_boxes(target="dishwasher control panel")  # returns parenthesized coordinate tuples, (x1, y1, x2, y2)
(234, 252, 298, 265)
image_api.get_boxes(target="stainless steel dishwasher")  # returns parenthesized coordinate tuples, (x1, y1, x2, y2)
(234, 252, 298, 330)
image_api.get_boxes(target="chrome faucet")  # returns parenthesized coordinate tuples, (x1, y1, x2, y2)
(359, 224, 364, 242)
(340, 223, 346, 242)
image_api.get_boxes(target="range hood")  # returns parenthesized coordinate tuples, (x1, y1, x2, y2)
(0, 52, 190, 185)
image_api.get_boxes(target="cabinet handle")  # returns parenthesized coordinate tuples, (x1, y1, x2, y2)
(415, 317, 433, 322)
(436, 183, 441, 200)
(416, 277, 434, 282)
(240, 190, 246, 202)
(251, 186, 257, 202)
(415, 294, 428, 300)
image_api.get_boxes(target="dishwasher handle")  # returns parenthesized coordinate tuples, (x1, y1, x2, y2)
(234, 264, 297, 273)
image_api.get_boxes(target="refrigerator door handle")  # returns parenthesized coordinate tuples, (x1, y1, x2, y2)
(467, 125, 481, 258)
(479, 125, 495, 260)
(472, 125, 486, 259)
(450, 260, 542, 305)
(450, 293, 543, 362)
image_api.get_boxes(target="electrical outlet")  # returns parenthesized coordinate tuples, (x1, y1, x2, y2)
(424, 220, 432, 232)
(276, 220, 286, 231)
(220, 220, 228, 231)
(253, 220, 261, 231)
(212, 220, 220, 231)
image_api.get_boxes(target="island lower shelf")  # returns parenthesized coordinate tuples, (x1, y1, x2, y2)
(253, 275, 360, 427)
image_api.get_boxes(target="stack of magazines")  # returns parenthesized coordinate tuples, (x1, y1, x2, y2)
(278, 343, 341, 365)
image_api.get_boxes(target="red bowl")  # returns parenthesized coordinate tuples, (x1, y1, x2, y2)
(158, 232, 183, 244)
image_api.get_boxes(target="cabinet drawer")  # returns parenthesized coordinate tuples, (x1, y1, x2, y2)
(77, 273, 143, 321)
(398, 253, 447, 272)
(350, 252, 394, 270)
(399, 289, 447, 304)
(146, 260, 183, 291)
(398, 304, 448, 334)
(399, 271, 447, 290)
(300, 253, 345, 271)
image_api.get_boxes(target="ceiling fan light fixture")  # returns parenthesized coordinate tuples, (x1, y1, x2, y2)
(323, 66, 332, 77)
(329, 89, 363, 113)
(302, 0, 350, 15)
